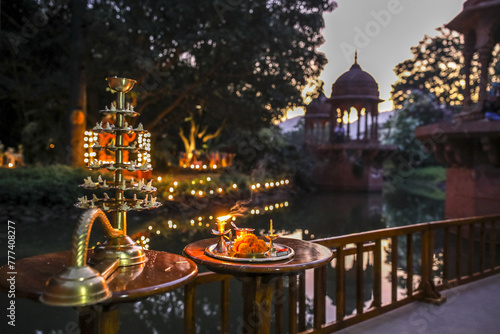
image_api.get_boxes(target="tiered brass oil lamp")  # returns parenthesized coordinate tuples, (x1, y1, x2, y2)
(41, 77, 161, 306)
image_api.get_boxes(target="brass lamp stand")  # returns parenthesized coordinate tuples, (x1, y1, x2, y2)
(41, 77, 161, 307)
(0, 76, 198, 334)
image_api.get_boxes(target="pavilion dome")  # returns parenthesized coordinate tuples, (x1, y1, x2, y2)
(305, 92, 331, 118)
(330, 60, 382, 102)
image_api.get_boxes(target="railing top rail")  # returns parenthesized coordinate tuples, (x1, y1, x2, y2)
(312, 214, 500, 247)
(312, 223, 427, 247)
(427, 213, 500, 227)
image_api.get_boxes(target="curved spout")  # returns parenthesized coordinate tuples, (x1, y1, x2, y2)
(41, 209, 122, 306)
(72, 208, 123, 267)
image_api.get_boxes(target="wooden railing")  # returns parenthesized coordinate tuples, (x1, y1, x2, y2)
(183, 214, 500, 333)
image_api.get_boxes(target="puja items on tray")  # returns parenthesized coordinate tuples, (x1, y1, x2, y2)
(205, 218, 294, 262)
(232, 234, 269, 257)
(204, 217, 293, 261)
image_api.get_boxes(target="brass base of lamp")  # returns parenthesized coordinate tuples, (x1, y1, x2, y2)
(93, 235, 147, 267)
(40, 266, 111, 307)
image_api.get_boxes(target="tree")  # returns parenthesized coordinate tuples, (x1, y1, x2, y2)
(382, 89, 451, 166)
(178, 107, 224, 160)
(110, 0, 337, 133)
(77, 0, 338, 132)
(0, 1, 72, 164)
(1, 0, 337, 164)
(391, 27, 500, 109)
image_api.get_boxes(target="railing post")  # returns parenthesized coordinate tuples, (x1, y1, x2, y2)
(443, 227, 449, 284)
(480, 222, 485, 273)
(97, 304, 120, 334)
(407, 233, 414, 297)
(468, 224, 474, 277)
(335, 246, 345, 324)
(275, 277, 284, 334)
(372, 239, 382, 309)
(456, 225, 462, 283)
(298, 272, 306, 332)
(221, 278, 230, 334)
(490, 220, 496, 271)
(184, 282, 196, 334)
(418, 227, 446, 304)
(314, 265, 327, 330)
(288, 275, 298, 334)
(356, 242, 364, 316)
(391, 236, 398, 303)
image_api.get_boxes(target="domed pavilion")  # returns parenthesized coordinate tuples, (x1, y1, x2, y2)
(304, 55, 395, 191)
(329, 54, 383, 142)
(304, 91, 331, 145)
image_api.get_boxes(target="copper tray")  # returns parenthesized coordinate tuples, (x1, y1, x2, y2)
(204, 242, 294, 263)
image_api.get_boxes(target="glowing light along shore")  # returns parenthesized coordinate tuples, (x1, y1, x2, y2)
(154, 176, 291, 202)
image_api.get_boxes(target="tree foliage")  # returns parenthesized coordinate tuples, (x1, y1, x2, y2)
(0, 0, 336, 164)
(227, 125, 314, 187)
(382, 90, 451, 165)
(178, 107, 225, 160)
(391, 27, 500, 109)
(0, 1, 72, 163)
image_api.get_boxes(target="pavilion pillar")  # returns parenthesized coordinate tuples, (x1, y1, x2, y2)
(364, 107, 369, 140)
(319, 122, 324, 143)
(370, 114, 376, 140)
(346, 110, 350, 140)
(324, 121, 329, 143)
(304, 119, 310, 144)
(313, 121, 318, 144)
(356, 108, 360, 140)
(478, 45, 493, 106)
(462, 39, 474, 107)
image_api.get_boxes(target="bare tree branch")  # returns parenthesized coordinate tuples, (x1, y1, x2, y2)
(146, 57, 228, 130)
(198, 125, 208, 138)
(202, 121, 225, 143)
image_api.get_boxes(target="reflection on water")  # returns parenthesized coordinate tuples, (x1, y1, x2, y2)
(382, 189, 445, 227)
(0, 188, 444, 333)
(131, 188, 444, 256)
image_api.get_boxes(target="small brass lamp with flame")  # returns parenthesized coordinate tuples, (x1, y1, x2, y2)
(212, 215, 232, 254)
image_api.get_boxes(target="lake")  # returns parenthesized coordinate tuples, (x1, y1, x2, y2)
(0, 188, 444, 333)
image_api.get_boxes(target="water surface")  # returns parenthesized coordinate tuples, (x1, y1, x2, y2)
(0, 189, 444, 333)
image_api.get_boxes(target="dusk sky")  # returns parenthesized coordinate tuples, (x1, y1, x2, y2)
(288, 0, 466, 117)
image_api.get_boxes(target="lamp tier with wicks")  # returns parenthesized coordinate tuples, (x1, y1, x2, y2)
(74, 77, 161, 266)
(75, 77, 161, 214)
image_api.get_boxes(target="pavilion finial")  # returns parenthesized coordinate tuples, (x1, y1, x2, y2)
(354, 49, 358, 64)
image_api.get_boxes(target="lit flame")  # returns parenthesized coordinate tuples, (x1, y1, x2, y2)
(216, 215, 231, 233)
(216, 215, 231, 222)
